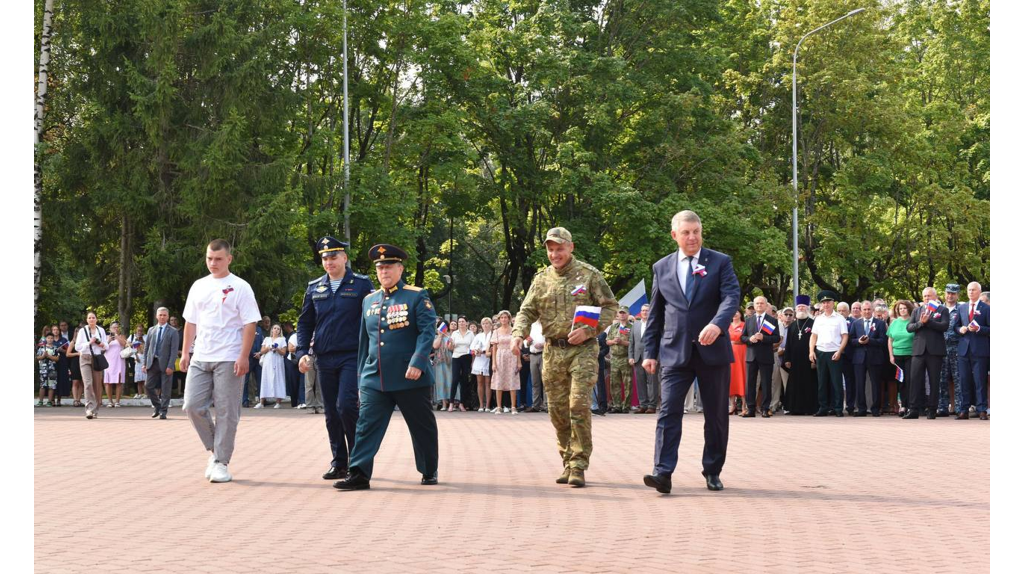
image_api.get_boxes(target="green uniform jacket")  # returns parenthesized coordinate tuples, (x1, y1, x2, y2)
(357, 279, 437, 392)
(512, 257, 618, 341)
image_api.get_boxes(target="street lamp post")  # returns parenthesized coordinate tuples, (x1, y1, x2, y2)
(791, 8, 866, 303)
(342, 0, 352, 242)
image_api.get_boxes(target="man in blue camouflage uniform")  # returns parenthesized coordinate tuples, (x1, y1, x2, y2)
(939, 283, 962, 417)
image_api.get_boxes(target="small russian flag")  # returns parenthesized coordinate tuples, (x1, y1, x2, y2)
(571, 284, 587, 296)
(895, 366, 904, 382)
(618, 325, 629, 335)
(760, 321, 776, 336)
(573, 305, 602, 329)
(437, 323, 449, 334)
(927, 300, 940, 312)
(969, 319, 980, 329)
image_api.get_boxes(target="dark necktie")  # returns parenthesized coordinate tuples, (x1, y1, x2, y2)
(684, 256, 694, 303)
(156, 326, 164, 353)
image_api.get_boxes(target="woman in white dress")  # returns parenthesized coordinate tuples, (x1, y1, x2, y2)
(470, 317, 493, 412)
(127, 324, 147, 399)
(256, 324, 288, 408)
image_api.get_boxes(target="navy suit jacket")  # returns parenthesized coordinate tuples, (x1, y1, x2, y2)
(847, 317, 887, 365)
(643, 247, 740, 368)
(956, 300, 990, 357)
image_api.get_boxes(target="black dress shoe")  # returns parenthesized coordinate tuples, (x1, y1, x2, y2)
(812, 410, 828, 417)
(833, 411, 843, 417)
(871, 411, 881, 417)
(151, 410, 160, 418)
(741, 412, 755, 418)
(421, 472, 438, 485)
(322, 466, 346, 480)
(926, 410, 936, 420)
(853, 411, 867, 417)
(643, 473, 672, 494)
(979, 411, 989, 420)
(955, 411, 969, 420)
(936, 410, 950, 417)
(159, 413, 167, 420)
(902, 410, 920, 419)
(705, 474, 724, 491)
(334, 472, 370, 491)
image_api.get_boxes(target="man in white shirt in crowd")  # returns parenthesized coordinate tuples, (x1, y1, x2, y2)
(180, 239, 262, 484)
(809, 291, 849, 417)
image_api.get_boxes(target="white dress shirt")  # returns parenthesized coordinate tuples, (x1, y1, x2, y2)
(676, 248, 701, 296)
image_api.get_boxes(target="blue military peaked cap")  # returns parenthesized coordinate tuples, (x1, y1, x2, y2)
(318, 236, 348, 255)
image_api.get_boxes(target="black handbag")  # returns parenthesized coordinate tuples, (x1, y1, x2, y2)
(86, 326, 109, 371)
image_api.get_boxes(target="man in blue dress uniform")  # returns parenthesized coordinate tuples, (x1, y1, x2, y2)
(333, 244, 440, 490)
(296, 236, 374, 481)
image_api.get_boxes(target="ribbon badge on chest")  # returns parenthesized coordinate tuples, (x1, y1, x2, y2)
(221, 286, 234, 303)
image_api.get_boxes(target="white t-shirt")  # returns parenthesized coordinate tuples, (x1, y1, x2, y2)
(451, 330, 474, 358)
(287, 333, 298, 360)
(183, 273, 261, 362)
(811, 312, 848, 352)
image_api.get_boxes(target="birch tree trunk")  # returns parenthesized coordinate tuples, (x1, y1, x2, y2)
(34, 0, 54, 309)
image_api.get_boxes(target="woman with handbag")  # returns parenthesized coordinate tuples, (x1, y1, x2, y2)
(74, 311, 108, 419)
(103, 322, 128, 408)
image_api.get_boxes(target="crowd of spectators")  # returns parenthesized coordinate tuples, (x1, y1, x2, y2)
(36, 284, 990, 421)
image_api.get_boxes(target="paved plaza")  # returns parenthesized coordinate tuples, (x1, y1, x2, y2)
(34, 407, 989, 573)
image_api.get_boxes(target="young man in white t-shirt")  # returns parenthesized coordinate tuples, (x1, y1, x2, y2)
(180, 239, 262, 483)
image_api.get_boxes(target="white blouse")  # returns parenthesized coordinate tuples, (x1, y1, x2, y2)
(469, 331, 491, 355)
(75, 325, 108, 355)
(450, 330, 474, 358)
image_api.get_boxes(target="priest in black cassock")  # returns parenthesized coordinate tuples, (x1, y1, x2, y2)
(783, 295, 818, 415)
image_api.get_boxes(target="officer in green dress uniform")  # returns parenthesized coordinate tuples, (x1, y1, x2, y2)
(333, 244, 440, 490)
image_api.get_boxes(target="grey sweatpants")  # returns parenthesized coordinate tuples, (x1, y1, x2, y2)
(183, 360, 244, 465)
(304, 358, 323, 408)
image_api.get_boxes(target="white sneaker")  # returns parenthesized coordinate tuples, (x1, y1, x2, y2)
(253, 403, 264, 409)
(205, 454, 217, 479)
(503, 407, 510, 413)
(209, 463, 232, 483)
(297, 404, 307, 409)
(273, 403, 281, 409)
(477, 408, 485, 412)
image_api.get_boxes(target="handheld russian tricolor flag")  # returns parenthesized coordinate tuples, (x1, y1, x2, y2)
(969, 319, 980, 329)
(572, 306, 602, 329)
(618, 325, 629, 335)
(760, 321, 776, 336)
(437, 323, 449, 334)
(895, 366, 904, 382)
(927, 300, 940, 312)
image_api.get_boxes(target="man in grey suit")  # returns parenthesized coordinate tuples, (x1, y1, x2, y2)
(144, 307, 181, 419)
(629, 304, 659, 413)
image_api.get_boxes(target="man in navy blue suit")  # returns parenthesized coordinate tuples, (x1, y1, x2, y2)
(956, 281, 990, 420)
(641, 210, 740, 494)
(847, 300, 887, 416)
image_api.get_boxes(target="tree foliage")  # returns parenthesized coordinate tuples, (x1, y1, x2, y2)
(35, 0, 989, 330)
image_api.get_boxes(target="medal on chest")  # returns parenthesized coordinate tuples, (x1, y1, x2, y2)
(386, 303, 410, 330)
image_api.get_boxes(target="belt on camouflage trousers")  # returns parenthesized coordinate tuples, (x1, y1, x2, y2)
(549, 338, 597, 349)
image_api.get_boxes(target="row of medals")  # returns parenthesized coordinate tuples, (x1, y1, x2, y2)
(385, 304, 410, 330)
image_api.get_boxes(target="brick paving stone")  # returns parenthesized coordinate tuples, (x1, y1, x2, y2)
(34, 408, 989, 573)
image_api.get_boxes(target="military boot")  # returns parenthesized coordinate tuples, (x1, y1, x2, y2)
(556, 466, 571, 484)
(568, 468, 585, 488)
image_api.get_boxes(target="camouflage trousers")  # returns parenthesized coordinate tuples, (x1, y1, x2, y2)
(609, 359, 632, 410)
(939, 343, 961, 413)
(543, 340, 599, 470)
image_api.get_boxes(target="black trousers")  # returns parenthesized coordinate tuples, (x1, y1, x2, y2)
(910, 354, 942, 412)
(449, 355, 474, 406)
(855, 362, 884, 414)
(815, 351, 844, 413)
(745, 360, 772, 414)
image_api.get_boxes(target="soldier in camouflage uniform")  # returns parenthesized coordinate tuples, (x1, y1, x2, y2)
(607, 308, 633, 413)
(511, 227, 618, 488)
(939, 284, 962, 416)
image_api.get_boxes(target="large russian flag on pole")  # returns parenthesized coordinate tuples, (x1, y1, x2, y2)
(572, 306, 602, 329)
(619, 279, 648, 317)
